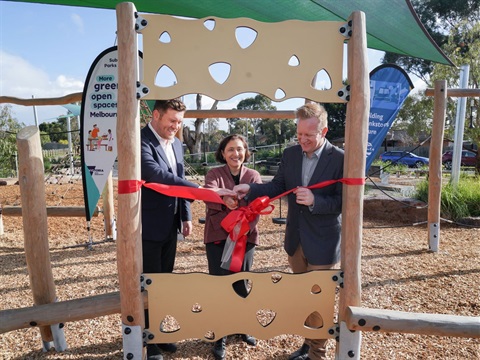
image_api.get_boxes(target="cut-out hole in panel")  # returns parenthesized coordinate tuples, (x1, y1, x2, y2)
(312, 69, 332, 90)
(203, 19, 216, 31)
(159, 315, 181, 333)
(256, 309, 276, 327)
(204, 330, 215, 340)
(288, 55, 300, 67)
(155, 65, 177, 87)
(232, 279, 252, 298)
(311, 284, 322, 294)
(192, 303, 202, 313)
(271, 273, 282, 284)
(275, 88, 286, 100)
(304, 311, 324, 329)
(159, 31, 171, 43)
(208, 62, 231, 85)
(235, 27, 258, 49)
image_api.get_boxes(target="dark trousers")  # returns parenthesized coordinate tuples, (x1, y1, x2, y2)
(142, 214, 179, 274)
(142, 213, 179, 329)
(206, 240, 255, 298)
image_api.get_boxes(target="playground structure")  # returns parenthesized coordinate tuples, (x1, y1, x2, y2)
(0, 3, 479, 359)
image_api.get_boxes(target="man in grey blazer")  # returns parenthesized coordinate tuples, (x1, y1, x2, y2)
(234, 102, 344, 360)
(141, 99, 200, 360)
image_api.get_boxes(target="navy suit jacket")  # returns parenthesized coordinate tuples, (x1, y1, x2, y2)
(141, 125, 198, 243)
(249, 140, 344, 265)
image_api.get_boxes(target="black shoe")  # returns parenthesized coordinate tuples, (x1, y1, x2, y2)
(212, 337, 226, 360)
(288, 343, 310, 360)
(158, 342, 177, 353)
(147, 344, 164, 360)
(241, 334, 257, 346)
(292, 355, 310, 360)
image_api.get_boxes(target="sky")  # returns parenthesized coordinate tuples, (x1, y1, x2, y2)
(0, 1, 426, 130)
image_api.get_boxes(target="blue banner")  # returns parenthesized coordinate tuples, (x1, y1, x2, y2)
(366, 64, 414, 172)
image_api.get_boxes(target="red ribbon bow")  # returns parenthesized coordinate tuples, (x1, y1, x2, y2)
(220, 196, 274, 272)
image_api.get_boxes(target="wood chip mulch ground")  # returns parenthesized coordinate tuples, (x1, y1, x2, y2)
(0, 176, 478, 359)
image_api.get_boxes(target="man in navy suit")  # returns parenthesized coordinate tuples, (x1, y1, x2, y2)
(141, 99, 200, 360)
(234, 102, 344, 360)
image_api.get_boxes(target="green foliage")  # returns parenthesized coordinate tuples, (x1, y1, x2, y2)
(415, 176, 480, 220)
(227, 94, 296, 146)
(255, 147, 279, 160)
(43, 157, 52, 172)
(395, 93, 434, 139)
(39, 113, 80, 147)
(0, 105, 24, 177)
(323, 102, 347, 140)
(384, 0, 480, 81)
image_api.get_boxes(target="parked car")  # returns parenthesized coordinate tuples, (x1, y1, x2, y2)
(379, 151, 429, 168)
(442, 150, 477, 170)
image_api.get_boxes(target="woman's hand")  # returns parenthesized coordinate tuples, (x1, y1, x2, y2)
(223, 195, 239, 210)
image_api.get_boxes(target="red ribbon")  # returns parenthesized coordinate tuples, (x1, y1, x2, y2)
(118, 177, 365, 272)
(118, 180, 145, 194)
(219, 177, 365, 272)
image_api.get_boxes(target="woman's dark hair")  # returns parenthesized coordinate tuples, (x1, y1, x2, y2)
(215, 135, 250, 164)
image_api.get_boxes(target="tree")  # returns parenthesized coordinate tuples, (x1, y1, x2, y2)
(0, 105, 23, 177)
(229, 94, 296, 148)
(383, 0, 480, 82)
(38, 112, 79, 145)
(323, 102, 347, 140)
(227, 94, 275, 144)
(394, 93, 434, 140)
(183, 94, 218, 160)
(431, 20, 480, 172)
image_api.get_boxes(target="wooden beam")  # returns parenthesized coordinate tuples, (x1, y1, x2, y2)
(346, 306, 480, 338)
(425, 88, 480, 97)
(1, 206, 101, 217)
(0, 291, 148, 334)
(0, 96, 297, 119)
(184, 110, 296, 119)
(0, 93, 83, 106)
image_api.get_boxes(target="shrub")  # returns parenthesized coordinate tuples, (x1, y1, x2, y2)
(414, 176, 480, 220)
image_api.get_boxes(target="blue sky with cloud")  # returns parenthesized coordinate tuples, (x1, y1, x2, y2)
(1, 1, 422, 130)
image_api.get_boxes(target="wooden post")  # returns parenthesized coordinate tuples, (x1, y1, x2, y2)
(116, 2, 144, 359)
(428, 80, 447, 252)
(0, 208, 3, 236)
(16, 126, 57, 348)
(338, 11, 369, 360)
(103, 172, 116, 240)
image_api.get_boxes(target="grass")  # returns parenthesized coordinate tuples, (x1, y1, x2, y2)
(415, 175, 480, 220)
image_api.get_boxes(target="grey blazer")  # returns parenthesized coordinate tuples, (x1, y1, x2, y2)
(249, 140, 344, 265)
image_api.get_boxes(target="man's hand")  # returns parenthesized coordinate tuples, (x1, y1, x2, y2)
(211, 188, 237, 197)
(293, 187, 314, 206)
(233, 184, 251, 200)
(182, 220, 193, 237)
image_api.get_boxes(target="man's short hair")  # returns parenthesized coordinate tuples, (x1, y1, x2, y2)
(295, 102, 328, 128)
(153, 99, 186, 114)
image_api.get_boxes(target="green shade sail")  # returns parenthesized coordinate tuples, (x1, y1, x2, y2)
(5, 0, 453, 66)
